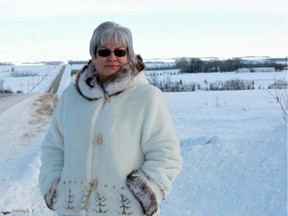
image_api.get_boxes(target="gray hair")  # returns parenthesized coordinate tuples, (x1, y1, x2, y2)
(89, 21, 135, 60)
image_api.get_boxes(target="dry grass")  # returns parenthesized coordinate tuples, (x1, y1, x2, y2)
(27, 94, 58, 128)
(20, 94, 58, 142)
(34, 93, 58, 116)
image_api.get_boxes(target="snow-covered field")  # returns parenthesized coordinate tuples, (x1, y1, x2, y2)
(0, 64, 287, 216)
(0, 64, 63, 94)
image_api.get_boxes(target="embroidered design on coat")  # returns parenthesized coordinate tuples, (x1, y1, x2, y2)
(52, 181, 143, 214)
(64, 189, 75, 210)
(93, 192, 109, 213)
(117, 194, 133, 215)
(81, 189, 92, 210)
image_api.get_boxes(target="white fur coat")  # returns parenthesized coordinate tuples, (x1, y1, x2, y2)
(39, 58, 182, 216)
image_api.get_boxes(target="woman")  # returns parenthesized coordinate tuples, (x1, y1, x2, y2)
(39, 21, 182, 216)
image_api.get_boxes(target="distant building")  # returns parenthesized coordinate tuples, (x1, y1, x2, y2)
(251, 67, 276, 72)
(268, 79, 288, 89)
(145, 69, 181, 76)
(236, 68, 250, 73)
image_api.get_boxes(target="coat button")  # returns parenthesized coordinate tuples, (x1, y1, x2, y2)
(97, 133, 103, 144)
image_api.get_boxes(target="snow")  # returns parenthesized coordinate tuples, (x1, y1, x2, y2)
(162, 91, 287, 216)
(0, 64, 63, 94)
(0, 65, 287, 216)
(145, 69, 287, 90)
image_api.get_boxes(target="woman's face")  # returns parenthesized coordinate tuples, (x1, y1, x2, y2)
(92, 43, 129, 83)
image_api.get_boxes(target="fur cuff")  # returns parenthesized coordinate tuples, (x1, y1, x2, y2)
(44, 177, 59, 210)
(126, 170, 163, 216)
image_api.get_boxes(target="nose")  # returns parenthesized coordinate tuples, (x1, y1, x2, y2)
(107, 52, 117, 61)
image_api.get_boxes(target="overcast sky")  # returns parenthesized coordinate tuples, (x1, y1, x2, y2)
(0, 0, 287, 62)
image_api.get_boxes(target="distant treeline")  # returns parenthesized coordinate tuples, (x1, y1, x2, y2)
(176, 57, 287, 73)
(0, 62, 13, 65)
(0, 61, 63, 66)
(68, 60, 89, 65)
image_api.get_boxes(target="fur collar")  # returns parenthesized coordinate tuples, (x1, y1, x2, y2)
(76, 55, 145, 100)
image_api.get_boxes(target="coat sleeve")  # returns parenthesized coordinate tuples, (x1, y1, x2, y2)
(39, 96, 64, 198)
(127, 86, 182, 216)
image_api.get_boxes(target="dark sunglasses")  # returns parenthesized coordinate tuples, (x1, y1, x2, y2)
(97, 49, 128, 57)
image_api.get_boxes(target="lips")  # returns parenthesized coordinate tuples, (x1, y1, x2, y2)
(105, 65, 120, 68)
